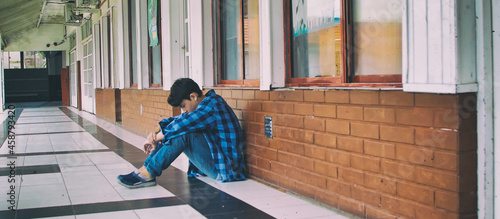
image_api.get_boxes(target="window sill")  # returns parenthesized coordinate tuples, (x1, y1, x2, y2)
(206, 84, 403, 91)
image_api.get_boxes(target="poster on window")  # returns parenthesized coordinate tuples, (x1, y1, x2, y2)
(148, 0, 158, 46)
(292, 0, 340, 37)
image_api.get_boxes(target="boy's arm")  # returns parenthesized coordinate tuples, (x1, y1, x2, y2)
(163, 102, 217, 140)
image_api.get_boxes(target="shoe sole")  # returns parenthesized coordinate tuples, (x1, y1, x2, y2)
(117, 179, 157, 189)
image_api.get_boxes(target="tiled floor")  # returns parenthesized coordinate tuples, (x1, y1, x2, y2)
(0, 105, 355, 219)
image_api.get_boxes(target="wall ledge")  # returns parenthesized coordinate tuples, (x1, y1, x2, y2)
(403, 83, 478, 94)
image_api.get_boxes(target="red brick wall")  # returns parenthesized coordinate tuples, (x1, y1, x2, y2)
(97, 88, 477, 218)
(214, 89, 477, 219)
(95, 88, 122, 123)
(120, 89, 177, 136)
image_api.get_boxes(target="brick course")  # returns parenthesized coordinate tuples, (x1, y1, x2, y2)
(98, 88, 477, 218)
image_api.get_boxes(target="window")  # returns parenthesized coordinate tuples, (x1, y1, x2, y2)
(2, 52, 21, 69)
(129, 0, 138, 87)
(284, 0, 402, 86)
(215, 0, 260, 86)
(148, 0, 162, 87)
(81, 20, 93, 40)
(24, 51, 46, 69)
(350, 0, 402, 83)
(2, 51, 46, 69)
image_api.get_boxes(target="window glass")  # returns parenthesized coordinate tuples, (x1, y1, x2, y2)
(2, 52, 8, 68)
(148, 0, 162, 86)
(2, 52, 21, 69)
(219, 0, 259, 83)
(82, 20, 92, 40)
(290, 0, 342, 78)
(221, 0, 242, 80)
(352, 0, 402, 76)
(24, 51, 35, 68)
(151, 45, 162, 84)
(129, 0, 138, 85)
(35, 52, 47, 68)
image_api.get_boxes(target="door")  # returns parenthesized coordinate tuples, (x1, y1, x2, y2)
(69, 50, 77, 107)
(60, 67, 69, 105)
(82, 40, 95, 113)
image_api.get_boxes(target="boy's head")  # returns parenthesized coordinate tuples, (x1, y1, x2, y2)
(167, 78, 204, 113)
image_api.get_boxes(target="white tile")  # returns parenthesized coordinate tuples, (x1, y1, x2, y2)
(69, 191, 123, 205)
(0, 135, 29, 155)
(55, 153, 94, 167)
(47, 123, 84, 133)
(21, 173, 64, 186)
(29, 124, 49, 133)
(113, 184, 175, 200)
(0, 175, 21, 210)
(75, 210, 139, 219)
(23, 154, 57, 166)
(134, 205, 206, 219)
(37, 216, 76, 219)
(0, 156, 25, 168)
(96, 163, 136, 172)
(63, 173, 123, 204)
(308, 214, 354, 219)
(60, 164, 100, 175)
(17, 183, 71, 209)
(199, 178, 286, 200)
(244, 194, 313, 210)
(25, 135, 53, 153)
(86, 152, 129, 165)
(265, 204, 348, 219)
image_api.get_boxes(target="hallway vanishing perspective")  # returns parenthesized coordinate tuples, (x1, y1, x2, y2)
(0, 105, 351, 218)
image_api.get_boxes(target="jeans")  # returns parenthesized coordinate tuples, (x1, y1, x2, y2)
(144, 132, 219, 180)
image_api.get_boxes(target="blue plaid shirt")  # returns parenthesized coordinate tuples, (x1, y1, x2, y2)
(158, 90, 246, 182)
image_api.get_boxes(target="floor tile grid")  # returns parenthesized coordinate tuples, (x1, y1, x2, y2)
(1, 109, 187, 218)
(62, 107, 275, 219)
(66, 108, 354, 219)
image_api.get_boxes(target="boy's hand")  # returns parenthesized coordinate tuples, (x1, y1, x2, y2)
(144, 132, 157, 154)
(144, 141, 156, 154)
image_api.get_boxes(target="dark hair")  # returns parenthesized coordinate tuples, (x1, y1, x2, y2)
(167, 78, 203, 107)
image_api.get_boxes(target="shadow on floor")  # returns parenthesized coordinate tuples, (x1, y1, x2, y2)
(6, 101, 64, 108)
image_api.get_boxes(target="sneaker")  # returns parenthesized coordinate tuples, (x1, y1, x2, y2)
(117, 171, 156, 189)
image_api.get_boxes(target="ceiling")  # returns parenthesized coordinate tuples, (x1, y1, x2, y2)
(0, 0, 76, 51)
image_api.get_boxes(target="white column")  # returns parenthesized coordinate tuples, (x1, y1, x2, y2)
(403, 0, 477, 93)
(492, 0, 500, 217)
(161, 0, 172, 90)
(115, 1, 125, 89)
(0, 33, 4, 110)
(476, 0, 494, 218)
(137, 0, 149, 89)
(188, 0, 204, 89)
(259, 0, 272, 90)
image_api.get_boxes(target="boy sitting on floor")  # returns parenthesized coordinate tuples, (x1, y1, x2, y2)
(118, 78, 246, 188)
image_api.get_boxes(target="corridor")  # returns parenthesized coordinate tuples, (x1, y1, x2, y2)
(0, 105, 351, 219)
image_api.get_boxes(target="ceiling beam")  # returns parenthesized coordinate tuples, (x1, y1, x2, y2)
(37, 0, 48, 27)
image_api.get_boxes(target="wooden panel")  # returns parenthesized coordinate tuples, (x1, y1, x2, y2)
(412, 0, 428, 84)
(189, 0, 204, 88)
(61, 67, 70, 105)
(402, 0, 408, 84)
(407, 0, 415, 84)
(259, 0, 272, 90)
(456, 0, 476, 84)
(427, 0, 443, 84)
(441, 0, 456, 84)
(403, 0, 477, 93)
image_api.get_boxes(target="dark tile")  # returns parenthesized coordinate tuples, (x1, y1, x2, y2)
(0, 164, 60, 176)
(14, 205, 73, 219)
(60, 107, 274, 219)
(0, 109, 23, 148)
(16, 131, 86, 136)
